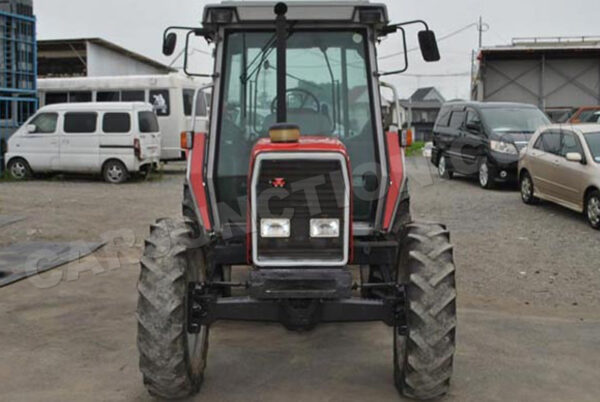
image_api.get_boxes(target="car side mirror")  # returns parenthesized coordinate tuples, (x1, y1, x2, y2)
(466, 122, 481, 133)
(418, 30, 440, 62)
(565, 152, 583, 163)
(163, 32, 177, 56)
(26, 124, 36, 133)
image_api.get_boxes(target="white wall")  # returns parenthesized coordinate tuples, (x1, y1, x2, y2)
(86, 42, 165, 77)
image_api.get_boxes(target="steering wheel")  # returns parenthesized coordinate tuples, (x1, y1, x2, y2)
(270, 88, 321, 114)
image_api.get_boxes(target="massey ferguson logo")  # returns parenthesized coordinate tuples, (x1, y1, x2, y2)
(271, 178, 286, 188)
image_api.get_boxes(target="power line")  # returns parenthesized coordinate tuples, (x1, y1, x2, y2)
(379, 21, 480, 60)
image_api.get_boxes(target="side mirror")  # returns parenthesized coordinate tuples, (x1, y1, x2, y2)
(466, 122, 481, 133)
(163, 32, 177, 56)
(565, 152, 583, 163)
(418, 30, 440, 62)
(26, 124, 36, 133)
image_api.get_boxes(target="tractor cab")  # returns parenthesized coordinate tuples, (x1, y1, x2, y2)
(137, 3, 455, 400)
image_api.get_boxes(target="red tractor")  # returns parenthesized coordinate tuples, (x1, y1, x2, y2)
(137, 2, 457, 400)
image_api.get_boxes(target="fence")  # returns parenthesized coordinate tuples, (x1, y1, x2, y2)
(0, 8, 37, 174)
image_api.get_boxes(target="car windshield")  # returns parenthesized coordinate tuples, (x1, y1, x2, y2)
(578, 110, 600, 123)
(584, 133, 600, 163)
(215, 30, 378, 222)
(481, 108, 550, 133)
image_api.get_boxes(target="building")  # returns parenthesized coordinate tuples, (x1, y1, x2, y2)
(472, 36, 600, 121)
(383, 87, 445, 142)
(0, 0, 36, 173)
(38, 38, 176, 78)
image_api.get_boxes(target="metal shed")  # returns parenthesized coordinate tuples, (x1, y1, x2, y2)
(472, 36, 600, 118)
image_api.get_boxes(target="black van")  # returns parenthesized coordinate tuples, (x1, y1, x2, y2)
(431, 101, 550, 189)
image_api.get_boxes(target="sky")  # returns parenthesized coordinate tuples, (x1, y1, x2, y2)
(35, 0, 600, 100)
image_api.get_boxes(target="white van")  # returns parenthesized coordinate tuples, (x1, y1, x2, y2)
(5, 102, 161, 184)
(38, 74, 210, 161)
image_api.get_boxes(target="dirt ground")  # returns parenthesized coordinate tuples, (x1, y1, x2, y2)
(1, 158, 599, 401)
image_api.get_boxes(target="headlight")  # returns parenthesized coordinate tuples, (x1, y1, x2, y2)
(260, 219, 290, 238)
(490, 140, 518, 155)
(310, 219, 340, 238)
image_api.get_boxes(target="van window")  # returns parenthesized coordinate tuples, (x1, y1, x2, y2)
(150, 89, 170, 116)
(139, 111, 159, 133)
(64, 112, 97, 134)
(122, 90, 145, 102)
(103, 113, 131, 133)
(449, 111, 466, 129)
(183, 89, 208, 117)
(436, 108, 451, 127)
(46, 92, 68, 105)
(69, 92, 92, 103)
(29, 113, 58, 134)
(98, 91, 120, 102)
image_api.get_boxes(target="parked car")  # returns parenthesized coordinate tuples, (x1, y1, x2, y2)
(567, 106, 600, 124)
(519, 124, 600, 229)
(431, 101, 551, 189)
(422, 141, 433, 158)
(5, 102, 161, 184)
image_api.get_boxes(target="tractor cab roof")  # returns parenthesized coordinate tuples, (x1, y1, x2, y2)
(202, 1, 389, 29)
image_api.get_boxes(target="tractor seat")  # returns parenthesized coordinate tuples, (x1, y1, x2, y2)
(262, 109, 332, 136)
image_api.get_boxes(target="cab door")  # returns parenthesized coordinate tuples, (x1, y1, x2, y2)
(60, 112, 100, 172)
(15, 112, 60, 171)
(552, 130, 587, 209)
(528, 131, 562, 198)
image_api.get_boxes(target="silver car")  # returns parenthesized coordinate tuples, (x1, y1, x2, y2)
(518, 124, 600, 229)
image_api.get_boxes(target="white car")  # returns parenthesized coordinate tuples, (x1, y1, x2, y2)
(5, 102, 161, 183)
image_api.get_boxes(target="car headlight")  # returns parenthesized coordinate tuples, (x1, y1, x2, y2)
(490, 140, 518, 155)
(260, 219, 290, 238)
(310, 219, 340, 238)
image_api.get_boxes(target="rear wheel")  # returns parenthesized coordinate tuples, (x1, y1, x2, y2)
(137, 218, 209, 399)
(7, 158, 32, 180)
(103, 160, 128, 184)
(394, 222, 457, 400)
(437, 155, 453, 179)
(585, 190, 600, 230)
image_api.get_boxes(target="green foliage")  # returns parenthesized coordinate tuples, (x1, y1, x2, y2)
(405, 141, 426, 157)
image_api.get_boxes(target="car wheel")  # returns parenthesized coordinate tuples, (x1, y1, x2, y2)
(478, 158, 494, 189)
(520, 171, 539, 205)
(438, 155, 453, 179)
(585, 190, 600, 230)
(7, 158, 32, 180)
(103, 160, 128, 184)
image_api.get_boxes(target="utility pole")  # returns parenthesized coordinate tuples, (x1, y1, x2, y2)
(478, 16, 483, 49)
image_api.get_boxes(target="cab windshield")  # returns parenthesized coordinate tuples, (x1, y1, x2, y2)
(216, 30, 378, 222)
(481, 107, 550, 134)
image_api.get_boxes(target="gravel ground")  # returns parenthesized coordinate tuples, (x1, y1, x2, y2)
(1, 159, 598, 315)
(1, 158, 599, 401)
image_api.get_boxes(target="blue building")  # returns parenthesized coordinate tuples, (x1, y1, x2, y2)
(0, 0, 36, 173)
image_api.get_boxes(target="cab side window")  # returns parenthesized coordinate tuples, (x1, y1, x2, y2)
(560, 132, 583, 157)
(534, 132, 561, 155)
(29, 113, 58, 134)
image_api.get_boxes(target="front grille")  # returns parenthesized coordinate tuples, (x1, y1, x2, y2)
(253, 156, 349, 266)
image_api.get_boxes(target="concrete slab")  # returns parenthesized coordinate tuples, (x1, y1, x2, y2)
(0, 241, 104, 287)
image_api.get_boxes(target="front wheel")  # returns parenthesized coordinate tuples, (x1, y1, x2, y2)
(478, 158, 494, 189)
(394, 222, 457, 400)
(137, 218, 209, 399)
(585, 190, 600, 230)
(520, 171, 539, 205)
(7, 158, 32, 180)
